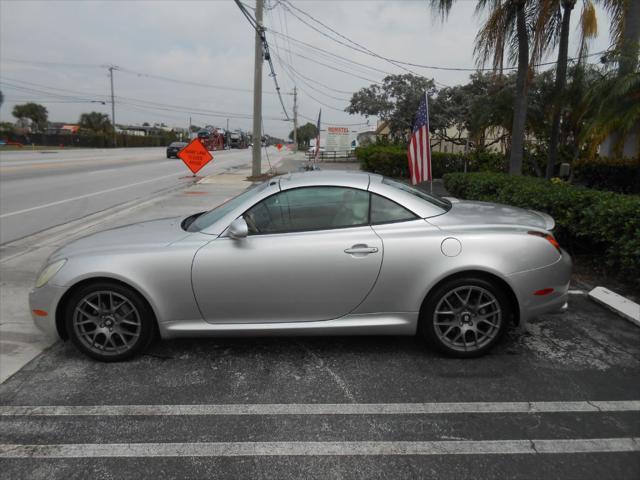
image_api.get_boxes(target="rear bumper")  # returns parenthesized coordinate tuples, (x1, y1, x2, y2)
(507, 249, 572, 324)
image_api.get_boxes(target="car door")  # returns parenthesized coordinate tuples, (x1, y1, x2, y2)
(191, 186, 383, 324)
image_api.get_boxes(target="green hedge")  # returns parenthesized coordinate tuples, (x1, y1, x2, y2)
(355, 145, 506, 178)
(573, 156, 640, 194)
(443, 172, 640, 280)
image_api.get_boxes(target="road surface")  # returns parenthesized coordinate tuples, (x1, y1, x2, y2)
(0, 147, 273, 244)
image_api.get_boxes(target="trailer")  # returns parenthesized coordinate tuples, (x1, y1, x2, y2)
(197, 127, 225, 151)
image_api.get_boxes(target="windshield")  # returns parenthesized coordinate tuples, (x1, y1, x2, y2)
(186, 182, 270, 232)
(382, 177, 452, 212)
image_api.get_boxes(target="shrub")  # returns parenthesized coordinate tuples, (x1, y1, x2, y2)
(443, 172, 640, 281)
(573, 156, 640, 194)
(356, 144, 506, 178)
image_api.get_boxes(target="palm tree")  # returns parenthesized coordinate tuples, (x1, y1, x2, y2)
(581, 69, 639, 156)
(545, 0, 598, 178)
(430, 0, 555, 175)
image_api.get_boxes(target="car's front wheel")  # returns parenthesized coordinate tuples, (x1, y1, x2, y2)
(64, 282, 156, 362)
(419, 276, 510, 358)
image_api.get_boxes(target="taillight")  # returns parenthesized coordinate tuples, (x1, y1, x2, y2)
(528, 231, 562, 254)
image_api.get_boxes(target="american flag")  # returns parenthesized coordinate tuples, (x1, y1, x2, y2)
(407, 93, 432, 185)
(314, 109, 322, 163)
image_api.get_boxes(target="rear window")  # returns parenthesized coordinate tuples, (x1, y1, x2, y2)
(382, 177, 451, 211)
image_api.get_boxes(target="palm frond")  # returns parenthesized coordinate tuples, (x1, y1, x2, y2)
(428, 0, 456, 20)
(577, 1, 599, 61)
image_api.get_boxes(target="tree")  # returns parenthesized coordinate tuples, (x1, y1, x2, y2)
(12, 102, 48, 132)
(346, 74, 436, 139)
(587, 0, 640, 155)
(289, 122, 317, 148)
(430, 0, 559, 175)
(546, 0, 598, 178)
(431, 72, 513, 150)
(78, 112, 113, 134)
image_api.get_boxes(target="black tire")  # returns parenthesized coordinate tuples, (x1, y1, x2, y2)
(64, 281, 156, 362)
(419, 276, 510, 358)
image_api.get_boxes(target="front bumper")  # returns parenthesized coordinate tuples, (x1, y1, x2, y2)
(508, 249, 572, 324)
(28, 283, 67, 338)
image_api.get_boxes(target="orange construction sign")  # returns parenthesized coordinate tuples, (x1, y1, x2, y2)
(178, 138, 213, 174)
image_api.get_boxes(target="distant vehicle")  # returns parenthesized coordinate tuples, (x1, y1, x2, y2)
(166, 141, 187, 158)
(229, 130, 249, 149)
(29, 171, 570, 361)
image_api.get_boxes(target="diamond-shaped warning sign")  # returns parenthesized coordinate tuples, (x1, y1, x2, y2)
(178, 138, 213, 174)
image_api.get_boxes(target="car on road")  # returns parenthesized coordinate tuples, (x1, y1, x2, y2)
(166, 141, 187, 158)
(29, 171, 571, 361)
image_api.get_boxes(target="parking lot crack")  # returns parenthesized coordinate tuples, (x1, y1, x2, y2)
(587, 400, 603, 412)
(529, 439, 540, 454)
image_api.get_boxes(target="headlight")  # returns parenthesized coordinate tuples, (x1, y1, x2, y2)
(35, 259, 67, 288)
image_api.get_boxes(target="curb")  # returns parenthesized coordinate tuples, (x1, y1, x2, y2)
(588, 286, 640, 328)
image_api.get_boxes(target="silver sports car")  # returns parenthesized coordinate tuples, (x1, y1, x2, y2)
(30, 171, 571, 361)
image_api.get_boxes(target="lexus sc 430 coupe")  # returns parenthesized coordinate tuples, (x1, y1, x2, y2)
(30, 171, 571, 361)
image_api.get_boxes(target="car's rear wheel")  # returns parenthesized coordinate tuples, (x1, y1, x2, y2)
(419, 276, 510, 357)
(64, 282, 155, 362)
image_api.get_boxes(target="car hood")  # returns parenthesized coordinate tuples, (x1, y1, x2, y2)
(51, 217, 190, 260)
(430, 199, 554, 231)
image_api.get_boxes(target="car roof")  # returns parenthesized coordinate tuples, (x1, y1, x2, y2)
(273, 170, 446, 219)
(277, 170, 377, 190)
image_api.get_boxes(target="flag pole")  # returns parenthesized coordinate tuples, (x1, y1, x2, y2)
(427, 92, 433, 195)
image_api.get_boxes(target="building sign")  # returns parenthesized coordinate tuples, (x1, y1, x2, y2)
(325, 126, 350, 152)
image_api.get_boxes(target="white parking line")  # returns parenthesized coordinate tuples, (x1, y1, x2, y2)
(0, 172, 180, 219)
(2, 400, 639, 416)
(1, 438, 637, 458)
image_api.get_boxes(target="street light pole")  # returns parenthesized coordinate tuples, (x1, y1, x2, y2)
(293, 86, 298, 151)
(109, 66, 117, 148)
(251, 0, 264, 177)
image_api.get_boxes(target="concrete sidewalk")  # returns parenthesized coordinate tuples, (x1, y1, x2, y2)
(0, 150, 304, 383)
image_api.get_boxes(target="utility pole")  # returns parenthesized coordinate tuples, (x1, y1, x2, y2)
(292, 86, 298, 151)
(251, 0, 264, 177)
(108, 66, 117, 148)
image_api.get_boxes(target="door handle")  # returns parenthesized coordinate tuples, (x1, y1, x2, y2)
(344, 244, 379, 255)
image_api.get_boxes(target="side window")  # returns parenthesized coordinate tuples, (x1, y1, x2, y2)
(370, 193, 418, 224)
(244, 187, 369, 234)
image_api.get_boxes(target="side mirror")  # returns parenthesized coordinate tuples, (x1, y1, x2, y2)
(228, 217, 248, 239)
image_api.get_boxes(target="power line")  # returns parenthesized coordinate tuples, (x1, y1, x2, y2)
(272, 52, 350, 107)
(1, 77, 286, 122)
(1, 58, 287, 96)
(1, 58, 102, 69)
(276, 1, 604, 76)
(270, 30, 391, 77)
(278, 0, 426, 80)
(234, 0, 291, 121)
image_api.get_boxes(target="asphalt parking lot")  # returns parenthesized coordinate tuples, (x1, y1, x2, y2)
(1, 289, 639, 479)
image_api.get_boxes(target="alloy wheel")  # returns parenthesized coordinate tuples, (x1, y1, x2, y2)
(433, 285, 502, 353)
(72, 290, 142, 357)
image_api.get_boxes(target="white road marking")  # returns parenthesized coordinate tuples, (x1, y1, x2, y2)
(2, 400, 639, 416)
(0, 438, 637, 458)
(568, 290, 586, 295)
(0, 172, 181, 219)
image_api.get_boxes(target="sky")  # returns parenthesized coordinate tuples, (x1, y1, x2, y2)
(0, 0, 613, 139)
